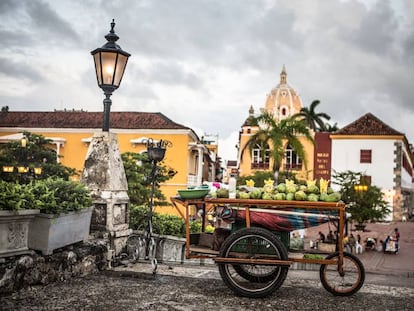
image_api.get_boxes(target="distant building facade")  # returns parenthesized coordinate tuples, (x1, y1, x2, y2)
(330, 113, 414, 221)
(234, 67, 414, 221)
(0, 111, 219, 216)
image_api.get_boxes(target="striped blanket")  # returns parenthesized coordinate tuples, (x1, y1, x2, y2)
(235, 207, 339, 232)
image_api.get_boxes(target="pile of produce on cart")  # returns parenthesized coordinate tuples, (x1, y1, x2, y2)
(209, 178, 342, 203)
(207, 179, 343, 232)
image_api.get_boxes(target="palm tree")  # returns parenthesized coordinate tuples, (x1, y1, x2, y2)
(293, 100, 331, 131)
(324, 122, 339, 132)
(241, 112, 314, 182)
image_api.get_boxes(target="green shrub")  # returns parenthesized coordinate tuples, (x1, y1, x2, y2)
(189, 219, 202, 234)
(129, 204, 202, 237)
(31, 178, 92, 214)
(0, 181, 37, 210)
(0, 178, 91, 213)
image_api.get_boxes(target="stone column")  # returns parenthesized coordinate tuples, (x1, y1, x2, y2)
(81, 132, 131, 256)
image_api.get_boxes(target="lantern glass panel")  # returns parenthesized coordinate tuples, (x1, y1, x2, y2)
(93, 53, 103, 85)
(114, 53, 128, 86)
(100, 51, 117, 85)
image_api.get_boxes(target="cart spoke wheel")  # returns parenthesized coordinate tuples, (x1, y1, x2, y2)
(218, 227, 289, 298)
(319, 252, 365, 296)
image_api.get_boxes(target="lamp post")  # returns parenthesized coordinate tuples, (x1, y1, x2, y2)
(352, 183, 369, 232)
(91, 19, 130, 132)
(81, 20, 132, 257)
(145, 138, 172, 272)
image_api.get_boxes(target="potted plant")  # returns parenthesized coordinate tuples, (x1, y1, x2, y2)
(0, 181, 40, 257)
(28, 177, 93, 255)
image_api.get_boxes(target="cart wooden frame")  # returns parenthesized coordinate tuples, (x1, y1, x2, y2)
(171, 197, 365, 298)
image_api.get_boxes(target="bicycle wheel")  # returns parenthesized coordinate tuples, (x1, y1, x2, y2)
(218, 227, 289, 298)
(319, 252, 365, 296)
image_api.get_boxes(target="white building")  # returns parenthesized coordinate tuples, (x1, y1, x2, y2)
(330, 113, 414, 221)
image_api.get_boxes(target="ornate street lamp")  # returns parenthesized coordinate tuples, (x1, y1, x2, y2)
(144, 138, 172, 271)
(2, 166, 14, 173)
(146, 139, 172, 163)
(91, 19, 130, 131)
(354, 184, 368, 192)
(33, 167, 42, 175)
(21, 136, 27, 148)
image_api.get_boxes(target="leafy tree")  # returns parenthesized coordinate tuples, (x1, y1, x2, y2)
(241, 112, 314, 182)
(293, 100, 331, 132)
(332, 170, 390, 225)
(121, 151, 176, 206)
(0, 131, 76, 183)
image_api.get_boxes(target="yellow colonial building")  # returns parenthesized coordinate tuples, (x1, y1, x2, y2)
(238, 66, 315, 181)
(0, 110, 219, 215)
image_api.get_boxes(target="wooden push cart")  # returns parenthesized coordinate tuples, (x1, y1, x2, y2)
(171, 197, 365, 298)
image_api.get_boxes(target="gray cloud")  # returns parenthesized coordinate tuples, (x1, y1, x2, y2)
(345, 1, 399, 56)
(141, 61, 203, 89)
(25, 0, 79, 43)
(1, 0, 414, 161)
(0, 56, 44, 81)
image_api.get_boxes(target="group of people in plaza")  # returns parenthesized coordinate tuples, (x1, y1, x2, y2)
(310, 230, 337, 249)
(311, 227, 400, 255)
(342, 233, 362, 254)
(381, 228, 400, 254)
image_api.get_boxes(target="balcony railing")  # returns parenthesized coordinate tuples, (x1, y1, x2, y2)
(284, 163, 302, 170)
(250, 163, 302, 170)
(251, 162, 270, 170)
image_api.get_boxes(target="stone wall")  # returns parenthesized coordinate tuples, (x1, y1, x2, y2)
(0, 233, 188, 295)
(0, 240, 108, 294)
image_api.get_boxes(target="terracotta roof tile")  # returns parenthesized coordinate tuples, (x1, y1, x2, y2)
(0, 111, 189, 130)
(336, 113, 403, 136)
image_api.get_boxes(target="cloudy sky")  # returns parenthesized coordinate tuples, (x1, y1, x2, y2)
(1, 0, 414, 162)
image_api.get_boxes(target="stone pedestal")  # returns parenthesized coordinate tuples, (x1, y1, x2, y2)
(81, 132, 131, 256)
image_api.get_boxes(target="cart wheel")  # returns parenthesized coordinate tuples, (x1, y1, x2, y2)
(217, 227, 289, 298)
(319, 252, 365, 296)
(232, 264, 281, 283)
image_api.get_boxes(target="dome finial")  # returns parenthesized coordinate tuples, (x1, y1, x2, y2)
(249, 105, 254, 116)
(280, 64, 287, 84)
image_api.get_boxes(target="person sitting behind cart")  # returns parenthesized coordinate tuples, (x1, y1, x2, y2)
(394, 228, 400, 254)
(365, 237, 377, 251)
(326, 230, 335, 244)
(312, 231, 326, 249)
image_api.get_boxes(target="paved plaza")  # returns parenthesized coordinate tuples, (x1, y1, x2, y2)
(114, 221, 414, 285)
(303, 220, 414, 277)
(1, 221, 413, 310)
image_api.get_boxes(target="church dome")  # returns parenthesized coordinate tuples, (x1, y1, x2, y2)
(263, 65, 303, 121)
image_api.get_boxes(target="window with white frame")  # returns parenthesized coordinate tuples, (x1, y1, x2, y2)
(284, 144, 302, 170)
(251, 142, 270, 168)
(252, 143, 270, 163)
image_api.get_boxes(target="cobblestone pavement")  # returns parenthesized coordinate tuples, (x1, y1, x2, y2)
(1, 267, 413, 311)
